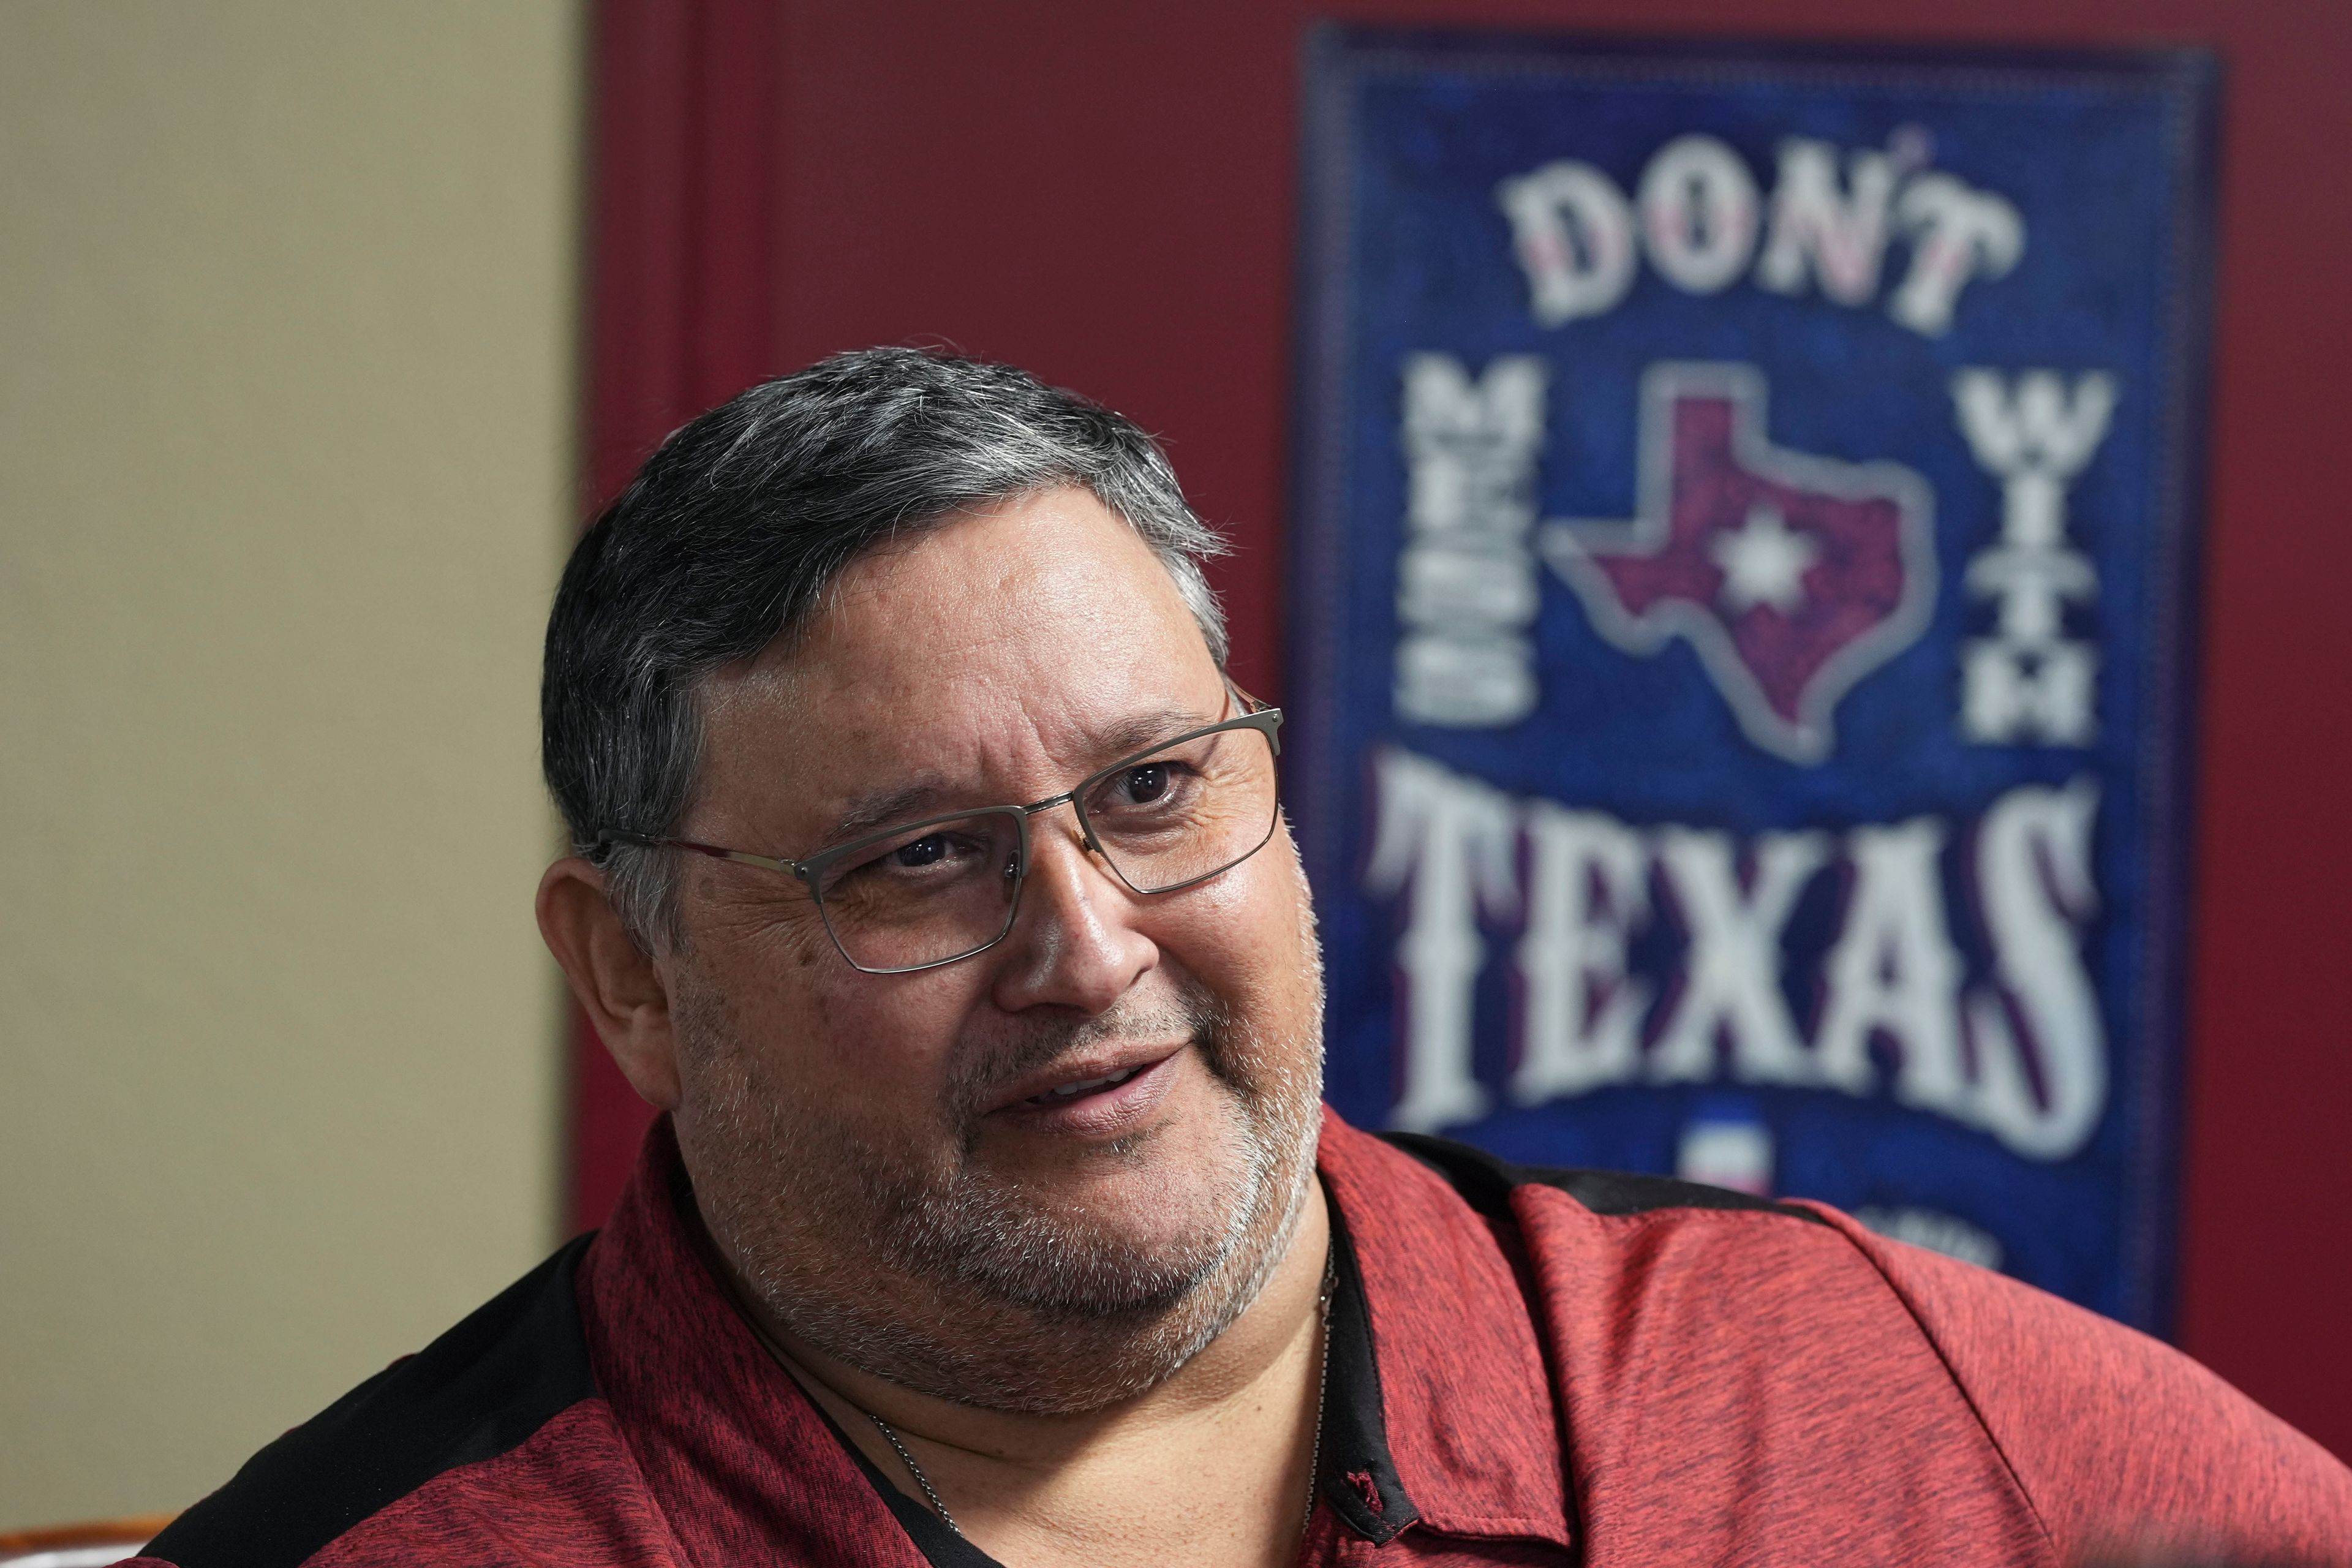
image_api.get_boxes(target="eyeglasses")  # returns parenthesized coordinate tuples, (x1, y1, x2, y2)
(595, 700, 1284, 974)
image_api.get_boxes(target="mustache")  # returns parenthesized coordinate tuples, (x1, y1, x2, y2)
(941, 986, 1227, 1122)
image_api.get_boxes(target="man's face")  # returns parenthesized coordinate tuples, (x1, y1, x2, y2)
(658, 487, 1325, 1413)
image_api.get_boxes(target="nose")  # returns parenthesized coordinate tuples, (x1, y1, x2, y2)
(988, 807, 1158, 1015)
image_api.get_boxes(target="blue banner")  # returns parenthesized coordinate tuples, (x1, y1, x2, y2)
(1289, 31, 2216, 1328)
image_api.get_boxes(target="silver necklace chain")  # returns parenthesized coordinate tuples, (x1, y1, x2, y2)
(871, 1411, 965, 1539)
(873, 1245, 1341, 1546)
(1304, 1245, 1337, 1530)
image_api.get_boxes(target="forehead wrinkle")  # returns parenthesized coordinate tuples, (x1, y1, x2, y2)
(804, 692, 1227, 849)
(696, 489, 1226, 844)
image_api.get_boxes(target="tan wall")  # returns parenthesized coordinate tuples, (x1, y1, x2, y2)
(0, 2, 579, 1526)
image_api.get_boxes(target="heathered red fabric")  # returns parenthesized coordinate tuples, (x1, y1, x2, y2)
(126, 1108, 2352, 1566)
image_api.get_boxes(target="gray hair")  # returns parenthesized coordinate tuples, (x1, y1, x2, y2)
(542, 347, 1230, 951)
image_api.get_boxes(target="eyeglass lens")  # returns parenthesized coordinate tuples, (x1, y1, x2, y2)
(813, 723, 1279, 973)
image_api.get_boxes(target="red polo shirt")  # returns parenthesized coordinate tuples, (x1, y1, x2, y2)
(135, 1110, 2352, 1566)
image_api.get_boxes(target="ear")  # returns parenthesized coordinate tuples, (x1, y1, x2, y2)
(537, 856, 683, 1112)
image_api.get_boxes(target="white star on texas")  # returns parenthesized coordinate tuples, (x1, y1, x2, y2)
(1711, 504, 1820, 614)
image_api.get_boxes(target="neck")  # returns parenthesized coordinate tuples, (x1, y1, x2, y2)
(717, 1180, 1333, 1568)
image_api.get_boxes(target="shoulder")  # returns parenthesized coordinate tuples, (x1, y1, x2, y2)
(1317, 1118, 1851, 1324)
(1817, 1207, 2352, 1561)
(1374, 1125, 1834, 1227)
(1351, 1126, 1917, 1419)
(1339, 1120, 2352, 1561)
(140, 1235, 651, 1568)
(1325, 1118, 1855, 1315)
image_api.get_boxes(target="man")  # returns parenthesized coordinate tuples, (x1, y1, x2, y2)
(138, 350, 2351, 1568)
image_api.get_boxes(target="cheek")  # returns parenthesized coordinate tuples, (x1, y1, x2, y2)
(1159, 850, 1319, 1005)
(703, 953, 984, 1132)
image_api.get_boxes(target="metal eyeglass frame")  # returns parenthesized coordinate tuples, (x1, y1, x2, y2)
(592, 697, 1284, 975)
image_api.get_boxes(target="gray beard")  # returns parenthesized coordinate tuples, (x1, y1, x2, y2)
(672, 960, 1325, 1415)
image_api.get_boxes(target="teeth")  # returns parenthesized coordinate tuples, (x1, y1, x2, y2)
(1033, 1066, 1140, 1104)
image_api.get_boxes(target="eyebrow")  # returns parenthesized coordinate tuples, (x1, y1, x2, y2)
(1085, 703, 1218, 768)
(820, 780, 951, 850)
(810, 701, 1222, 851)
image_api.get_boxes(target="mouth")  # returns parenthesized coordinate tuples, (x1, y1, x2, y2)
(987, 1045, 1187, 1136)
(1020, 1063, 1148, 1106)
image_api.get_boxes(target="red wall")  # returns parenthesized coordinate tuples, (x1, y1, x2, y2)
(584, 0, 2352, 1459)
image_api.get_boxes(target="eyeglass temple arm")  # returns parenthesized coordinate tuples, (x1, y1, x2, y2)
(589, 829, 808, 878)
(1223, 678, 1283, 755)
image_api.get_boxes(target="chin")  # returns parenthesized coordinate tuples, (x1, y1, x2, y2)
(725, 1071, 1321, 1414)
(926, 1090, 1256, 1289)
(891, 1145, 1321, 1415)
(682, 938, 1329, 1413)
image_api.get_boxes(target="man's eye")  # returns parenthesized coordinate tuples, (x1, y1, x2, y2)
(890, 833, 952, 869)
(1098, 761, 1200, 816)
(877, 829, 987, 873)
(835, 829, 981, 886)
(1120, 764, 1172, 804)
